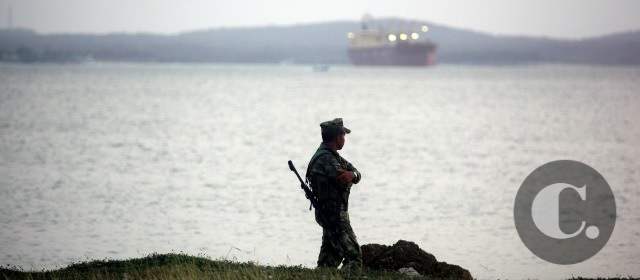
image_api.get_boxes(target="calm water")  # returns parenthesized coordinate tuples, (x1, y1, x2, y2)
(0, 63, 639, 279)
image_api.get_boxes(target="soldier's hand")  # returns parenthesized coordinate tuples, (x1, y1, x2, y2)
(337, 171, 355, 184)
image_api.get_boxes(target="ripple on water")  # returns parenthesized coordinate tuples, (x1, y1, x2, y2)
(0, 64, 639, 279)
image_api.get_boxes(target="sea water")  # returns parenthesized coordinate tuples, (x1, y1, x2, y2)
(1, 63, 639, 279)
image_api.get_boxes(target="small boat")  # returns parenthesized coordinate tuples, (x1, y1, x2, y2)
(312, 64, 330, 72)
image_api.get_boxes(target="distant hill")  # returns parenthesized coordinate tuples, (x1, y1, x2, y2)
(1, 18, 639, 65)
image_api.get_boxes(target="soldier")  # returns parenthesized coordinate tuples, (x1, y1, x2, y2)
(305, 118, 363, 274)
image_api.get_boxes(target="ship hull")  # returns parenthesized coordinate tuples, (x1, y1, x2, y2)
(347, 42, 436, 66)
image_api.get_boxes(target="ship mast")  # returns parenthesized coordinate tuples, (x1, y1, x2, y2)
(361, 13, 373, 30)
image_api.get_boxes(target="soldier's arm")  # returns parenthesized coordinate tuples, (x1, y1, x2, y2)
(318, 154, 355, 186)
(343, 159, 361, 184)
(324, 155, 360, 185)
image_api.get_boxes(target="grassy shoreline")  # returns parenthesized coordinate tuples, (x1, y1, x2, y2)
(1, 253, 637, 280)
(0, 253, 431, 280)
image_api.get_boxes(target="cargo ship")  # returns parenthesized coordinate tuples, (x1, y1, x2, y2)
(347, 16, 437, 66)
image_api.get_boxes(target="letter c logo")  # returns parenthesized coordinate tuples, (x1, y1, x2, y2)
(531, 183, 600, 239)
(514, 160, 616, 264)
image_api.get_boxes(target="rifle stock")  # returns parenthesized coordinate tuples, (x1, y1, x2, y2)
(288, 160, 318, 210)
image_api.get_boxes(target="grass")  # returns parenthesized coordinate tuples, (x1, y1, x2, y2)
(0, 253, 433, 280)
(1, 254, 638, 280)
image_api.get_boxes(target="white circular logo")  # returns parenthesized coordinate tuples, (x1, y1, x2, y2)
(514, 160, 616, 264)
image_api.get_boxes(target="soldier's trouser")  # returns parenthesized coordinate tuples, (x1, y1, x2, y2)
(316, 210, 362, 273)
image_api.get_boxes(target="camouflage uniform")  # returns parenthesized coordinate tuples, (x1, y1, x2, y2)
(306, 119, 363, 273)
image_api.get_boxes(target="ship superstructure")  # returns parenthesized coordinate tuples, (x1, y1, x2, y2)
(347, 16, 437, 66)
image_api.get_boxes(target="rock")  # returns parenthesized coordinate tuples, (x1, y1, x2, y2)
(362, 240, 437, 274)
(397, 267, 421, 277)
(361, 240, 472, 280)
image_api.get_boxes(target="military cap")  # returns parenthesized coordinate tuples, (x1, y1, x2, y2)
(320, 118, 351, 135)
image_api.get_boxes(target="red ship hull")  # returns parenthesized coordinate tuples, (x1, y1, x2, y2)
(348, 41, 437, 66)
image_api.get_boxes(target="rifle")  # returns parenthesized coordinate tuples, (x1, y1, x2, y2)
(288, 160, 318, 211)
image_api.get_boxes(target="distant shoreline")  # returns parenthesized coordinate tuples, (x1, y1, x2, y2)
(1, 61, 639, 68)
(2, 18, 639, 66)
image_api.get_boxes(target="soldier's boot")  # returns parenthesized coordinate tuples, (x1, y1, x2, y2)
(338, 230, 363, 277)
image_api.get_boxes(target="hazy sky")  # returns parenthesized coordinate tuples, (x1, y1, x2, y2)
(1, 0, 639, 38)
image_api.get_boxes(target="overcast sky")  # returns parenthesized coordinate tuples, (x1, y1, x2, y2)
(1, 0, 639, 38)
